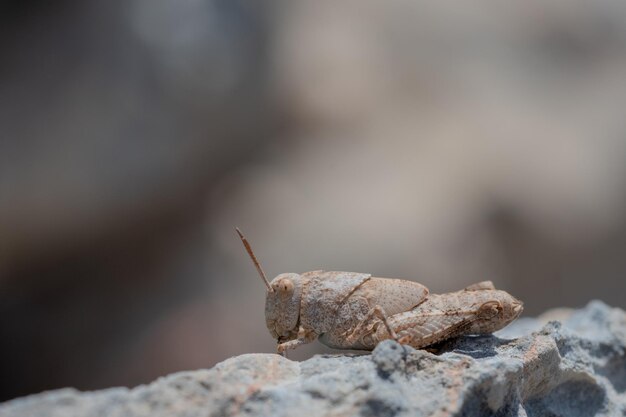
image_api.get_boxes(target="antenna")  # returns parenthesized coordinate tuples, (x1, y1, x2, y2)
(235, 227, 273, 292)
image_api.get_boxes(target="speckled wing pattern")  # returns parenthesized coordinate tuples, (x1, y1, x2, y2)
(359, 278, 428, 316)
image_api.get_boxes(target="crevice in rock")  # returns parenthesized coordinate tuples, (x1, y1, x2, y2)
(524, 378, 606, 417)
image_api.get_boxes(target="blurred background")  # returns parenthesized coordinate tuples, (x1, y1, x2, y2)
(2, 0, 626, 401)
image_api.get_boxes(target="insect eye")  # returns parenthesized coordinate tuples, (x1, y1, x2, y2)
(276, 279, 294, 293)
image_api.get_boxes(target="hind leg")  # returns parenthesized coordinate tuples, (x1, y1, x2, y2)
(373, 310, 474, 349)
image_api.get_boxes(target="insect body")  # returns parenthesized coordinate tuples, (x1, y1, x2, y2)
(237, 229, 523, 354)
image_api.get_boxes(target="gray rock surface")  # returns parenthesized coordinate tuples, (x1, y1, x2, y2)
(1, 301, 624, 417)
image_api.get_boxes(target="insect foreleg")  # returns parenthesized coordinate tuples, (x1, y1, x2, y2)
(276, 326, 317, 355)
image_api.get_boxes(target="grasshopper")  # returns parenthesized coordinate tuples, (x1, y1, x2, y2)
(236, 228, 523, 354)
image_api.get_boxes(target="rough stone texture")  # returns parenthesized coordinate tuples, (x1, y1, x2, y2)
(1, 301, 624, 417)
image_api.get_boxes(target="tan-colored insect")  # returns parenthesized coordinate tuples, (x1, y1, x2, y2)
(236, 228, 523, 354)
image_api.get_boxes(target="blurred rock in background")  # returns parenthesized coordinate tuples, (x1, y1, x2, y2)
(2, 0, 626, 402)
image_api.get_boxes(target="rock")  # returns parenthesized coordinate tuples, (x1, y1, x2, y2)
(1, 301, 625, 417)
